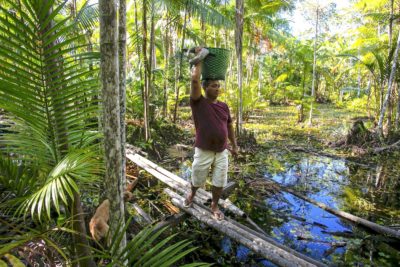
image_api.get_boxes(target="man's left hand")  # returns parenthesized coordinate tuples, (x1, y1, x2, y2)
(229, 145, 239, 158)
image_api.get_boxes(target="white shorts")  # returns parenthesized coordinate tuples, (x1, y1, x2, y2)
(191, 147, 229, 188)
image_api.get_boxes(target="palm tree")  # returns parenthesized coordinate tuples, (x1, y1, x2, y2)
(235, 0, 244, 135)
(99, 0, 127, 252)
(119, 0, 127, 199)
(0, 0, 101, 265)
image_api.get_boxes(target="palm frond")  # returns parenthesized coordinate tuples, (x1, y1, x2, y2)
(17, 149, 102, 220)
(161, 0, 233, 28)
(75, 2, 99, 32)
(0, 0, 101, 220)
(91, 218, 210, 267)
(0, 156, 38, 197)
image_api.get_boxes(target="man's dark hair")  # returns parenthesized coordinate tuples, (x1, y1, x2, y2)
(201, 79, 218, 89)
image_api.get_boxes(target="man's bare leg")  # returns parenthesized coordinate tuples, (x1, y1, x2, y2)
(211, 186, 224, 220)
(184, 184, 199, 207)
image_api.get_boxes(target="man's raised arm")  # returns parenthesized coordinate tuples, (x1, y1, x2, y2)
(191, 63, 202, 100)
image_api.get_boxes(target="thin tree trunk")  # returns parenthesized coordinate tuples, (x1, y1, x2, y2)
(133, 0, 143, 116)
(142, 0, 151, 140)
(378, 30, 400, 138)
(395, 82, 400, 129)
(366, 77, 372, 118)
(71, 192, 96, 267)
(258, 55, 263, 98)
(357, 49, 361, 97)
(309, 7, 319, 126)
(235, 0, 244, 135)
(389, 0, 394, 51)
(99, 0, 126, 253)
(149, 0, 156, 98)
(163, 17, 170, 117)
(119, 0, 127, 225)
(173, 1, 188, 123)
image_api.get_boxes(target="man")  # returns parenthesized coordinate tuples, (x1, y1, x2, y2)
(184, 48, 238, 220)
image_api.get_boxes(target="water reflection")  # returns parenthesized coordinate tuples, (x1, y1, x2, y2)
(263, 153, 400, 265)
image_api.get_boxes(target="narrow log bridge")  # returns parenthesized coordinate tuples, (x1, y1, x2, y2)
(126, 151, 325, 267)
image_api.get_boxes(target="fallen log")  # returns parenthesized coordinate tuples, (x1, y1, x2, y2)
(296, 236, 347, 247)
(321, 230, 354, 238)
(152, 213, 189, 232)
(165, 188, 323, 267)
(130, 203, 153, 224)
(373, 139, 400, 153)
(267, 178, 400, 240)
(222, 181, 238, 198)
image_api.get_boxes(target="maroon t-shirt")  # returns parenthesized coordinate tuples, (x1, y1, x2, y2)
(190, 95, 232, 152)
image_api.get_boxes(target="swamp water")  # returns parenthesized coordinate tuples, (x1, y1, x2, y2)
(179, 151, 400, 266)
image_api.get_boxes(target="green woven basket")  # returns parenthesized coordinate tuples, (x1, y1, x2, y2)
(201, 47, 230, 81)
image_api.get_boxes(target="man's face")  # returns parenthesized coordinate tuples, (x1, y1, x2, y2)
(205, 80, 220, 100)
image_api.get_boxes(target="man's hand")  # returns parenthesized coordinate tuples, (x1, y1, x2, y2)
(229, 145, 239, 159)
(189, 47, 208, 66)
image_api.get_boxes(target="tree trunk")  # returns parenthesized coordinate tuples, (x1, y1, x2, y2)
(309, 7, 319, 126)
(366, 77, 372, 118)
(162, 17, 170, 117)
(378, 30, 400, 138)
(71, 192, 96, 267)
(395, 83, 400, 129)
(133, 0, 143, 116)
(142, 0, 151, 141)
(99, 0, 126, 252)
(389, 0, 394, 51)
(258, 55, 264, 98)
(173, 1, 188, 123)
(119, 0, 127, 190)
(235, 0, 244, 135)
(149, 0, 156, 99)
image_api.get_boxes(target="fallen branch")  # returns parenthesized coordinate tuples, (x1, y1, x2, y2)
(130, 203, 153, 224)
(296, 236, 346, 247)
(152, 213, 189, 232)
(321, 230, 354, 238)
(373, 139, 400, 154)
(222, 181, 237, 198)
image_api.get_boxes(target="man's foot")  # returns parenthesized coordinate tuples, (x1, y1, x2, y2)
(211, 209, 224, 221)
(183, 191, 194, 208)
(183, 198, 193, 208)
